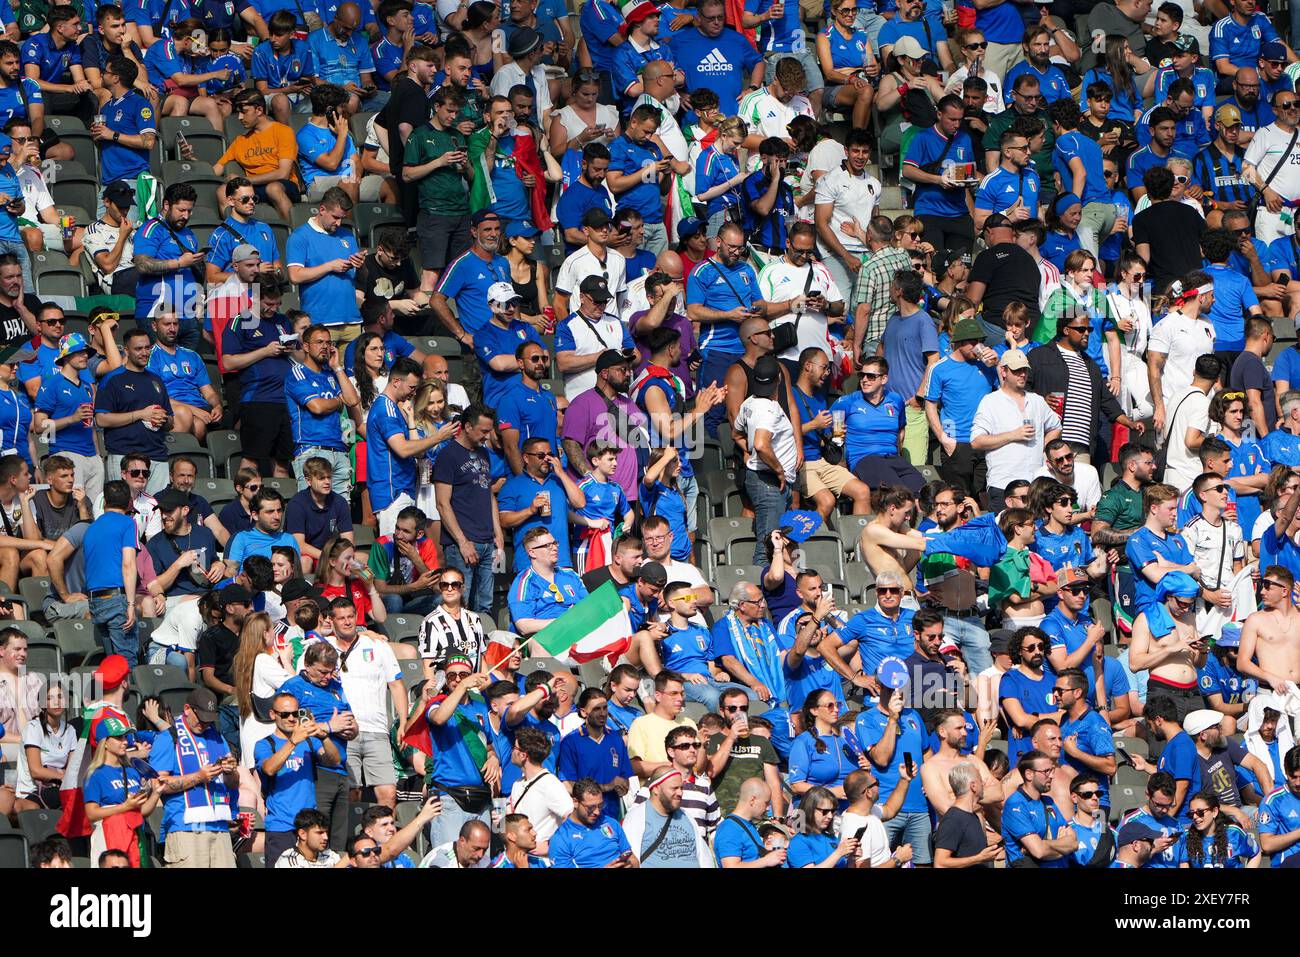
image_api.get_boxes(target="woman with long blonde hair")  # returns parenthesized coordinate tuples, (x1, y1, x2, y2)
(83, 721, 163, 867)
(233, 612, 293, 766)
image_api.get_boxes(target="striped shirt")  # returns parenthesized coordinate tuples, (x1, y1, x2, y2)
(1058, 345, 1093, 447)
(853, 246, 913, 344)
(1037, 256, 1061, 312)
(632, 773, 721, 837)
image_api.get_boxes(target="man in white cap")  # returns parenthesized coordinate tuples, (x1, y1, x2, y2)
(475, 280, 543, 410)
(32, 333, 103, 502)
(555, 275, 635, 401)
(971, 348, 1061, 511)
(1181, 707, 1264, 829)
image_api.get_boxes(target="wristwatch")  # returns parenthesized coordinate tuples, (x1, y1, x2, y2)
(112, 131, 121, 143)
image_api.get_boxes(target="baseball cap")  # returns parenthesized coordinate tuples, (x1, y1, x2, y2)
(677, 217, 705, 241)
(220, 583, 253, 606)
(1056, 566, 1089, 589)
(1183, 709, 1224, 736)
(1172, 33, 1200, 54)
(751, 353, 782, 398)
(637, 561, 667, 587)
(154, 487, 190, 511)
(231, 243, 261, 264)
(580, 275, 613, 302)
(487, 281, 524, 307)
(55, 333, 91, 365)
(103, 181, 135, 209)
(1261, 40, 1287, 62)
(505, 220, 540, 239)
(186, 687, 221, 723)
(999, 348, 1030, 370)
(594, 348, 633, 373)
(1116, 820, 1163, 846)
(951, 317, 983, 343)
(892, 35, 926, 60)
(91, 714, 133, 741)
(470, 209, 501, 227)
(582, 207, 613, 230)
(94, 654, 131, 692)
(281, 578, 316, 602)
(1215, 103, 1243, 128)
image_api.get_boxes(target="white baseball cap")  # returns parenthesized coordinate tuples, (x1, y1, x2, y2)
(487, 281, 523, 307)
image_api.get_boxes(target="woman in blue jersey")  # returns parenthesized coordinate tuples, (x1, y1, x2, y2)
(787, 690, 858, 803)
(1209, 389, 1269, 538)
(1078, 36, 1146, 123)
(83, 717, 164, 867)
(787, 784, 859, 867)
(694, 116, 748, 241)
(641, 447, 691, 560)
(0, 357, 34, 470)
(1177, 791, 1261, 868)
(815, 0, 878, 130)
(348, 332, 390, 527)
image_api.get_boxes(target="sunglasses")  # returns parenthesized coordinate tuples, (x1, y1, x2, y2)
(671, 741, 700, 750)
(1173, 174, 1190, 185)
(126, 468, 149, 477)
(1128, 272, 1146, 280)
(1278, 100, 1300, 110)
(1062, 585, 1089, 595)
(964, 41, 988, 49)
(1208, 483, 1230, 494)
(1021, 643, 1043, 652)
(877, 586, 903, 595)
(440, 581, 464, 590)
(1054, 495, 1074, 506)
(1053, 452, 1075, 464)
(723, 704, 749, 713)
(1263, 579, 1288, 590)
(1076, 790, 1100, 799)
(1190, 807, 1213, 818)
(1066, 325, 1092, 334)
(355, 846, 382, 858)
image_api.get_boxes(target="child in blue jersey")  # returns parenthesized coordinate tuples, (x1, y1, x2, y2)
(572, 442, 632, 572)
(199, 29, 246, 102)
(641, 446, 691, 561)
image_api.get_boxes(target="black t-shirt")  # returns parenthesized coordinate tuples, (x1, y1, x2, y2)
(581, 565, 616, 593)
(197, 624, 240, 686)
(381, 77, 433, 175)
(1230, 350, 1276, 428)
(1198, 740, 1249, 808)
(934, 806, 990, 865)
(430, 440, 494, 546)
(969, 242, 1040, 326)
(356, 251, 420, 305)
(0, 294, 42, 344)
(1132, 201, 1207, 292)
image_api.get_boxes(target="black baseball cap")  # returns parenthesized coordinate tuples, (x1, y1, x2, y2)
(595, 348, 633, 373)
(580, 275, 613, 302)
(637, 561, 667, 586)
(155, 488, 190, 511)
(220, 583, 253, 605)
(582, 207, 612, 230)
(752, 354, 781, 398)
(281, 578, 316, 602)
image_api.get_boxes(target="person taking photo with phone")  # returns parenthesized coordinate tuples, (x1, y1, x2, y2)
(255, 690, 342, 867)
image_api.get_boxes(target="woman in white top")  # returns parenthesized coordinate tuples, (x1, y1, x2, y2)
(547, 70, 620, 160)
(943, 29, 1004, 115)
(15, 683, 76, 811)
(508, 726, 574, 855)
(233, 611, 295, 768)
(1106, 251, 1155, 420)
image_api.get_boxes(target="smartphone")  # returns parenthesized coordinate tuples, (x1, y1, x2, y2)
(176, 131, 189, 152)
(903, 753, 915, 776)
(1115, 746, 1134, 768)
(853, 823, 870, 842)
(821, 583, 832, 602)
(297, 708, 314, 724)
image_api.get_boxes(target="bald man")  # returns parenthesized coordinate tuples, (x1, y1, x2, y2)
(421, 352, 471, 410)
(623, 250, 686, 322)
(723, 315, 802, 434)
(715, 777, 787, 867)
(420, 819, 491, 868)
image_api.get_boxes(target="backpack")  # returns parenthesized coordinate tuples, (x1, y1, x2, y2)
(898, 84, 939, 129)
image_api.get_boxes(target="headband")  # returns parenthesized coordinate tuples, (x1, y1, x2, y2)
(1053, 193, 1081, 216)
(649, 768, 682, 790)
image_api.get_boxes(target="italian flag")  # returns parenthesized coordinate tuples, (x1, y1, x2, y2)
(532, 582, 633, 665)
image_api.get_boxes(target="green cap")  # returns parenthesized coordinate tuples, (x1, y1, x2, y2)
(951, 317, 984, 343)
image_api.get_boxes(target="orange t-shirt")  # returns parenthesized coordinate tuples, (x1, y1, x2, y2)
(217, 121, 298, 181)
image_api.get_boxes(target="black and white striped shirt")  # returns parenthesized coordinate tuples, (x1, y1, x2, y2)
(417, 607, 486, 671)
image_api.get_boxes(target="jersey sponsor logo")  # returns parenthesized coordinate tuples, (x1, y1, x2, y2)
(696, 47, 734, 73)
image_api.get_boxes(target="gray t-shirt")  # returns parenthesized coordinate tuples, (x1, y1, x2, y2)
(638, 805, 700, 868)
(32, 490, 82, 541)
(43, 521, 88, 615)
(1081, 4, 1146, 71)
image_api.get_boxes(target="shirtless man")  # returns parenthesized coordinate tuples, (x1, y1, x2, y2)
(1239, 564, 1300, 691)
(1128, 571, 1209, 720)
(998, 718, 1077, 813)
(920, 709, 1002, 818)
(860, 485, 927, 584)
